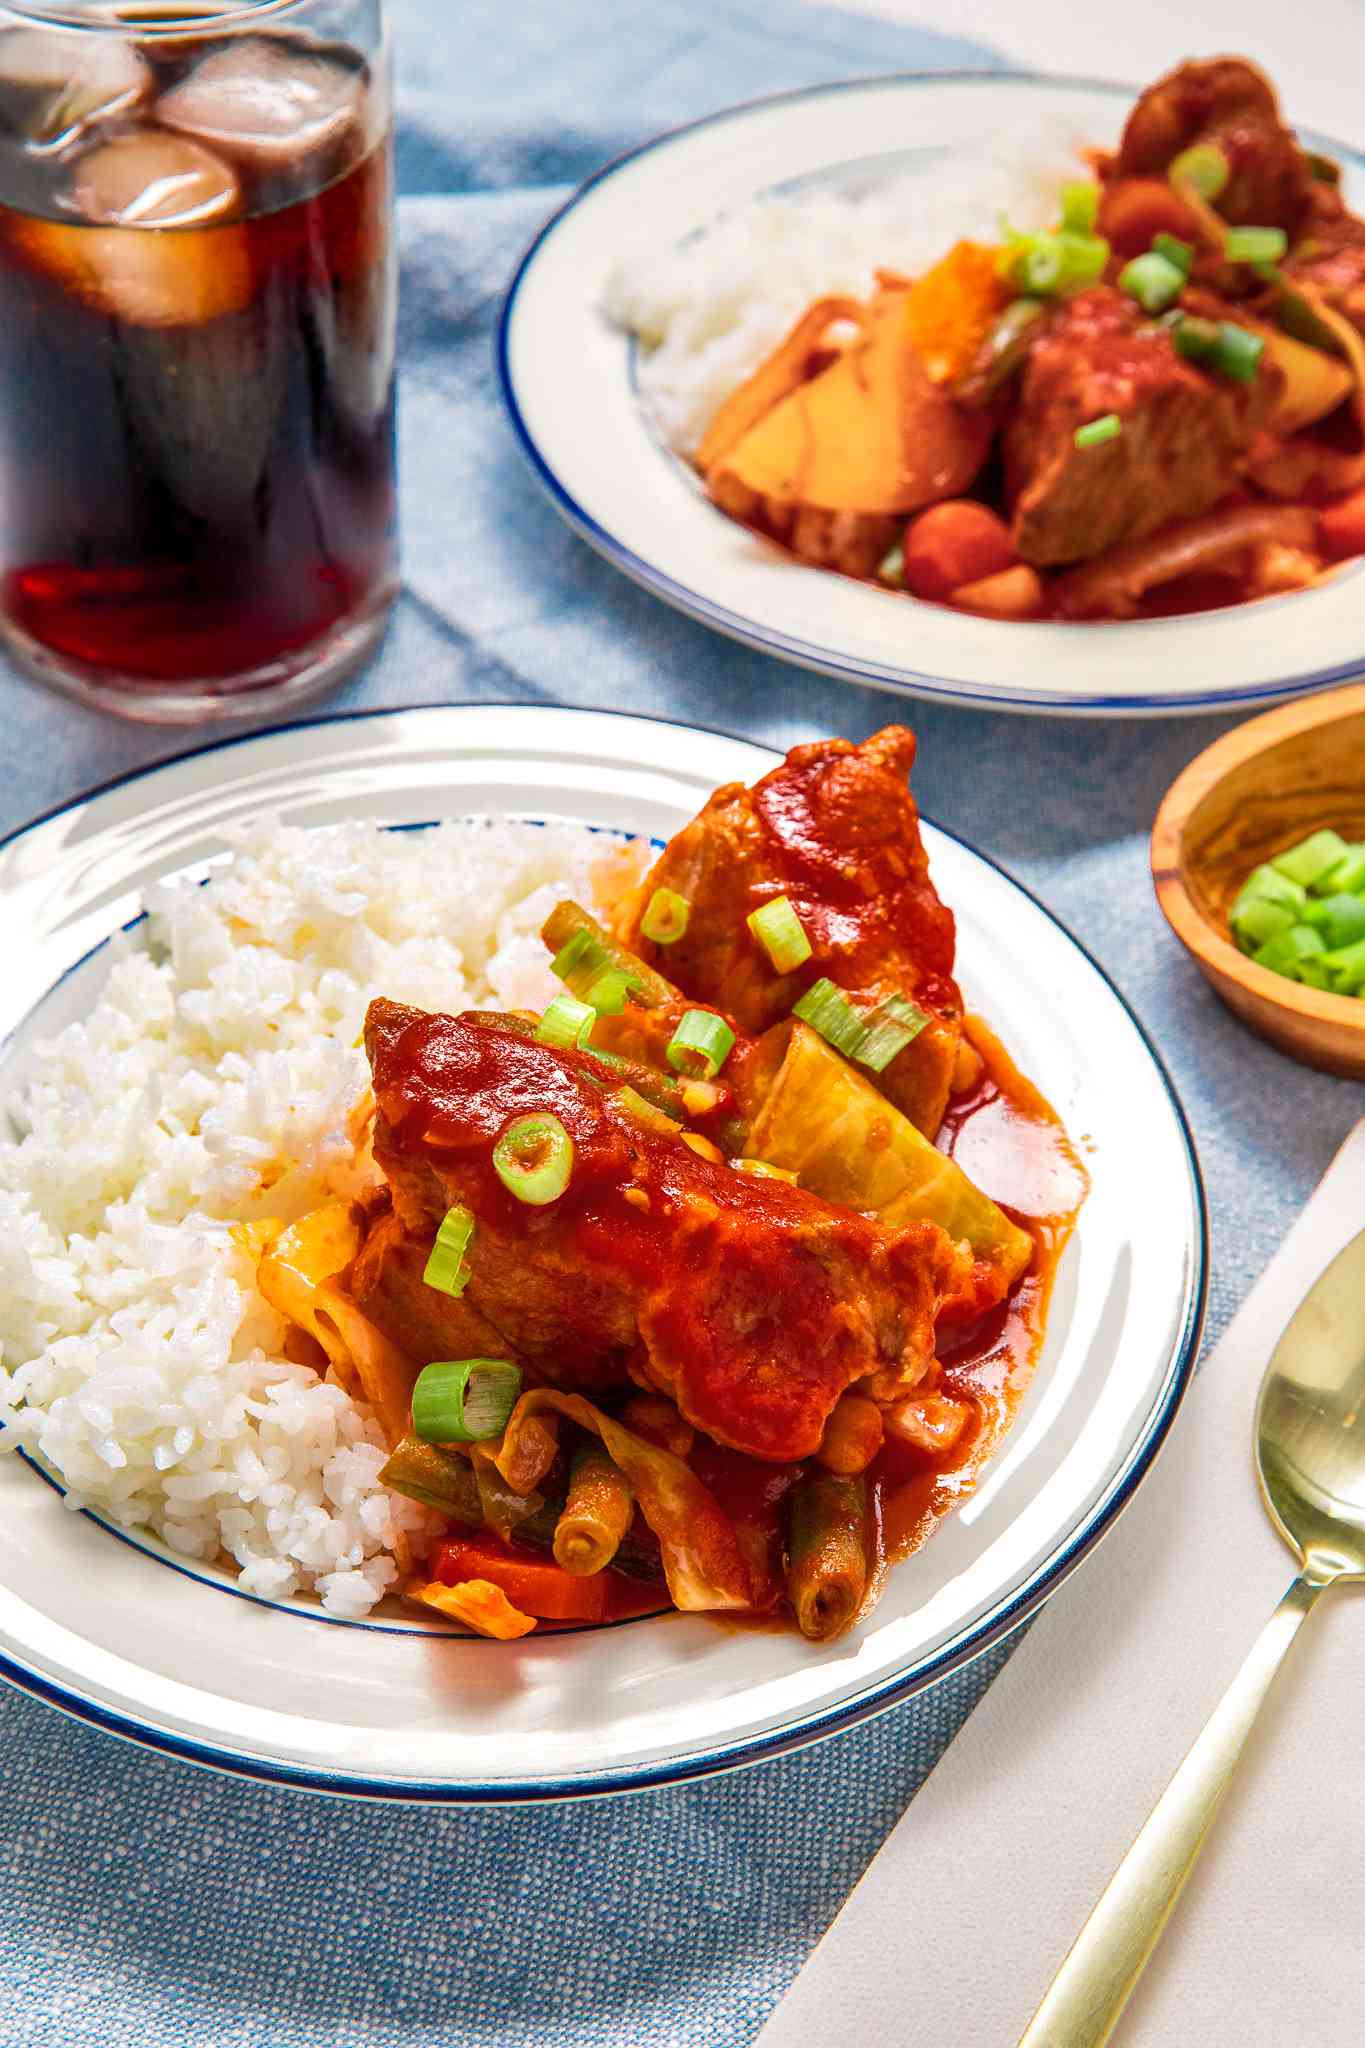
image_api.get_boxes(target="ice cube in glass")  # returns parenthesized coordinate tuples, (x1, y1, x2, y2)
(0, 26, 148, 153)
(157, 36, 361, 168)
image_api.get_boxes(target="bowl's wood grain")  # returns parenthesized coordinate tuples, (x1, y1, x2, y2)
(1151, 684, 1365, 1079)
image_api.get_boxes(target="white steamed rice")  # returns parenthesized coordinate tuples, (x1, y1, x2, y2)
(0, 818, 644, 1618)
(604, 120, 1082, 457)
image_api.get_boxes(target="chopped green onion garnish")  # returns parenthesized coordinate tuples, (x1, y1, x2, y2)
(1320, 846, 1365, 896)
(855, 994, 931, 1073)
(1273, 829, 1350, 889)
(423, 1205, 475, 1298)
(1171, 314, 1221, 365)
(1119, 250, 1186, 313)
(1057, 230, 1110, 286)
(1170, 142, 1229, 200)
(412, 1357, 522, 1445)
(1236, 863, 1308, 914)
(1325, 937, 1365, 995)
(1015, 234, 1064, 294)
(639, 887, 691, 946)
(1060, 179, 1099, 233)
(549, 919, 642, 1005)
(1254, 925, 1327, 979)
(1230, 895, 1297, 949)
(998, 226, 1108, 299)
(665, 1008, 736, 1080)
(535, 993, 596, 1049)
(1214, 321, 1264, 383)
(1231, 830, 1365, 997)
(583, 967, 633, 1016)
(549, 926, 592, 982)
(611, 1085, 682, 1136)
(1153, 232, 1194, 277)
(876, 542, 906, 589)
(793, 980, 932, 1072)
(791, 977, 867, 1058)
(1074, 413, 1122, 449)
(1224, 225, 1288, 265)
(747, 895, 813, 974)
(492, 1113, 574, 1206)
(1314, 894, 1365, 951)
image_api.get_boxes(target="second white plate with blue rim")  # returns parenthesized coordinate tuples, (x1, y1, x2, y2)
(500, 71, 1365, 717)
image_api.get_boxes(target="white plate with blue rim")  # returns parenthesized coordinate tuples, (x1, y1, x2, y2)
(499, 71, 1365, 717)
(0, 704, 1204, 1801)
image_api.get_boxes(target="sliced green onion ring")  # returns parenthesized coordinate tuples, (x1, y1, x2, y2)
(639, 887, 691, 946)
(1214, 321, 1265, 382)
(855, 994, 931, 1073)
(583, 967, 633, 1016)
(1272, 828, 1350, 889)
(423, 1205, 475, 1297)
(1119, 250, 1186, 313)
(665, 1009, 736, 1080)
(412, 1357, 523, 1445)
(1057, 229, 1109, 286)
(492, 1113, 574, 1206)
(1224, 225, 1288, 265)
(1060, 179, 1099, 233)
(1170, 142, 1229, 200)
(1171, 314, 1222, 365)
(747, 895, 813, 973)
(612, 1085, 682, 1136)
(792, 977, 866, 1059)
(550, 924, 629, 1002)
(1153, 232, 1194, 277)
(1017, 234, 1064, 294)
(535, 992, 596, 1050)
(1074, 413, 1122, 449)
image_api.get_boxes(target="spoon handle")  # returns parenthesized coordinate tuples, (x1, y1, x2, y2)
(1017, 1569, 1328, 2048)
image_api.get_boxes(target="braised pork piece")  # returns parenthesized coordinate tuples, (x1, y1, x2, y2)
(696, 56, 1365, 619)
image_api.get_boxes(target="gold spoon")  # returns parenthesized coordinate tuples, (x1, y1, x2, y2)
(1019, 1227, 1365, 2047)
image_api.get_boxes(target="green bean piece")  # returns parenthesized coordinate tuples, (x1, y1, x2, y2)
(787, 1472, 869, 1641)
(541, 901, 679, 1013)
(553, 1445, 635, 1576)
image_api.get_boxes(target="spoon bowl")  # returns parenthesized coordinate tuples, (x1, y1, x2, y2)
(1256, 1228, 1365, 1581)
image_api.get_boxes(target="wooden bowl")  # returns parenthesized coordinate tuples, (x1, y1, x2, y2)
(1151, 684, 1365, 1079)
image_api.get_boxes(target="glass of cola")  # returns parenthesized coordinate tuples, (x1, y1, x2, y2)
(0, 1, 397, 720)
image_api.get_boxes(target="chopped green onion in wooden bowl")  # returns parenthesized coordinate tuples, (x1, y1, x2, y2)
(1230, 830, 1365, 996)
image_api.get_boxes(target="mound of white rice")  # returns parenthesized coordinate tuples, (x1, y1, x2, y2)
(604, 121, 1082, 457)
(0, 818, 643, 1618)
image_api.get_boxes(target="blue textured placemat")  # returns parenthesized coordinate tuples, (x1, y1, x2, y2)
(0, 5, 1358, 2045)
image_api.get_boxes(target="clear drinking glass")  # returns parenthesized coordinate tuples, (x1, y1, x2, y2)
(0, 0, 397, 722)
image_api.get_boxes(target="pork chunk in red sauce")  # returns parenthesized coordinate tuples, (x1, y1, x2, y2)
(361, 999, 981, 1463)
(1113, 56, 1315, 234)
(1005, 286, 1280, 566)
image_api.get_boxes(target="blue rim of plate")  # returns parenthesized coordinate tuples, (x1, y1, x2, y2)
(0, 702, 1208, 1802)
(498, 68, 1365, 716)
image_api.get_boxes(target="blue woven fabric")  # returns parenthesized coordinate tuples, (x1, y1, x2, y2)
(0, 4, 1359, 2043)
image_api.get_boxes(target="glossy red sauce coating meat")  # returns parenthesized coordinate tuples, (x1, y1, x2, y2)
(1005, 287, 1279, 566)
(621, 727, 963, 1134)
(365, 1000, 975, 1462)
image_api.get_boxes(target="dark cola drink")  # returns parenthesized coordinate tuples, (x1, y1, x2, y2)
(0, 6, 397, 717)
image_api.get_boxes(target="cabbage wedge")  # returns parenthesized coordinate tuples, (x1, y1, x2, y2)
(742, 1022, 1033, 1284)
